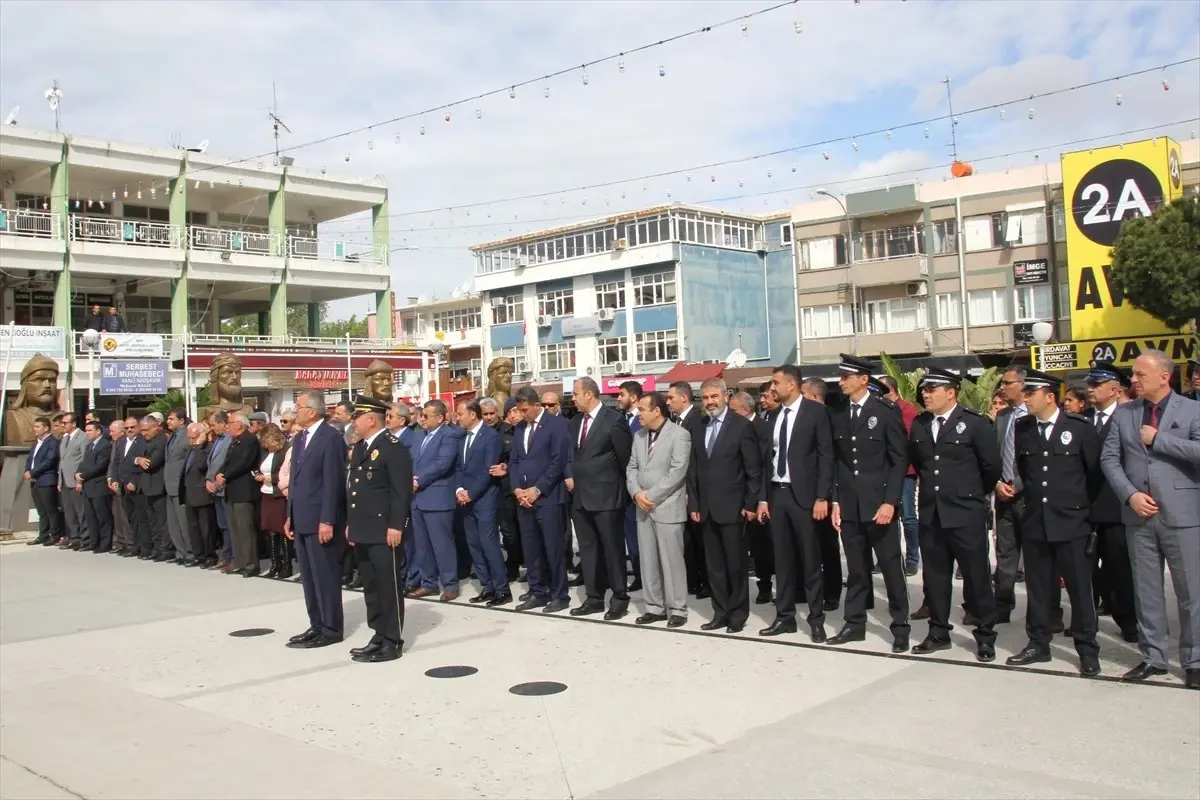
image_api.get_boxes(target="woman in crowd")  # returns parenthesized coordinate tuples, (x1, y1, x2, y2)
(256, 423, 290, 579)
(988, 388, 1006, 421)
(1064, 384, 1090, 414)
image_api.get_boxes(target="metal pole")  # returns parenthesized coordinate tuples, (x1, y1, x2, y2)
(87, 348, 95, 412)
(182, 331, 192, 420)
(956, 195, 970, 355)
(817, 190, 855, 354)
(0, 321, 16, 443)
(345, 333, 353, 399)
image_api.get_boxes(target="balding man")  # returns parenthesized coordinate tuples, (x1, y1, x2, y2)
(182, 422, 218, 565)
(132, 415, 169, 560)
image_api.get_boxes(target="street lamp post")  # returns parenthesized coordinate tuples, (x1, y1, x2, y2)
(816, 189, 857, 354)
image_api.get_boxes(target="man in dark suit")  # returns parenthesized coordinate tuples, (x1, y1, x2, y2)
(1009, 369, 1103, 677)
(163, 408, 193, 564)
(285, 389, 348, 649)
(455, 399, 510, 606)
(408, 399, 461, 601)
(24, 419, 61, 545)
(729, 390, 775, 605)
(133, 415, 169, 561)
(346, 396, 414, 664)
(799, 380, 844, 612)
(688, 378, 761, 633)
(615, 381, 645, 591)
(484, 398, 522, 581)
(909, 367, 1003, 663)
(565, 377, 634, 620)
(218, 412, 263, 576)
(828, 355, 911, 652)
(181, 422, 217, 566)
(992, 366, 1028, 624)
(507, 385, 571, 613)
(758, 365, 834, 642)
(78, 420, 113, 553)
(116, 419, 148, 557)
(389, 402, 425, 591)
(1086, 361, 1138, 642)
(106, 419, 134, 555)
(666, 380, 708, 599)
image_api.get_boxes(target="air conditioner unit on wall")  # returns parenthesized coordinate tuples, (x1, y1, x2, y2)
(536, 315, 551, 328)
(615, 238, 628, 250)
(614, 361, 634, 375)
(516, 358, 530, 373)
(596, 307, 616, 322)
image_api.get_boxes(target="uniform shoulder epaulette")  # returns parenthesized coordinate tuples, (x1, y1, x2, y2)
(1064, 412, 1090, 423)
(960, 407, 983, 416)
(915, 409, 934, 421)
(1013, 413, 1036, 426)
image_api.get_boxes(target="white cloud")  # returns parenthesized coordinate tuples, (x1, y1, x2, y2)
(1, 0, 1196, 319)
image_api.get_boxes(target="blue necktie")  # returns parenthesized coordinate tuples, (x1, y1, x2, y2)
(706, 418, 719, 454)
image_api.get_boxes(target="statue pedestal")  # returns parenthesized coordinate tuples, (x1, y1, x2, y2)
(0, 446, 34, 534)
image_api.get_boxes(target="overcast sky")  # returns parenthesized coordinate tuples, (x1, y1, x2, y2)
(2, 0, 1197, 321)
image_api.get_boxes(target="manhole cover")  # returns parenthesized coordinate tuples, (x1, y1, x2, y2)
(425, 665, 479, 679)
(228, 628, 275, 638)
(509, 681, 567, 697)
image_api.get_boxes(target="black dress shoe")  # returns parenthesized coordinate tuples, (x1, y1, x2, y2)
(726, 623, 745, 634)
(288, 628, 319, 644)
(822, 600, 840, 612)
(1005, 644, 1051, 666)
(542, 598, 569, 614)
(350, 639, 382, 657)
(758, 619, 798, 637)
(1185, 668, 1200, 690)
(754, 591, 773, 605)
(518, 590, 534, 602)
(700, 619, 729, 631)
(912, 637, 951, 655)
(41, 538, 56, 546)
(635, 613, 667, 625)
(68, 541, 82, 551)
(828, 627, 866, 646)
(1080, 657, 1102, 678)
(976, 643, 996, 663)
(1121, 628, 1139, 644)
(243, 568, 260, 578)
(569, 603, 604, 617)
(28, 538, 48, 546)
(892, 637, 910, 653)
(487, 593, 513, 607)
(628, 579, 643, 592)
(603, 607, 627, 621)
(121, 551, 137, 558)
(516, 596, 548, 612)
(470, 592, 496, 605)
(357, 642, 401, 662)
(695, 588, 710, 600)
(810, 624, 828, 644)
(289, 634, 343, 649)
(1122, 662, 1168, 682)
(667, 615, 686, 628)
(153, 553, 171, 562)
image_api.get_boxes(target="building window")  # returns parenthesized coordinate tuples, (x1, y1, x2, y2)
(781, 223, 793, 245)
(936, 292, 962, 328)
(799, 235, 848, 270)
(967, 288, 1008, 325)
(631, 270, 676, 306)
(491, 292, 524, 325)
(594, 280, 626, 310)
(598, 336, 628, 365)
(493, 345, 528, 374)
(1058, 280, 1070, 317)
(1003, 205, 1048, 246)
(855, 225, 922, 262)
(963, 215, 996, 251)
(1052, 202, 1067, 242)
(635, 330, 679, 363)
(536, 289, 574, 318)
(863, 297, 927, 334)
(674, 211, 759, 250)
(432, 307, 482, 332)
(800, 304, 854, 339)
(1014, 283, 1053, 322)
(401, 315, 420, 336)
(930, 219, 957, 255)
(539, 341, 576, 372)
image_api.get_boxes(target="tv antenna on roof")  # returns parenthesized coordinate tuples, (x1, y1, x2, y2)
(44, 81, 62, 132)
(268, 82, 291, 166)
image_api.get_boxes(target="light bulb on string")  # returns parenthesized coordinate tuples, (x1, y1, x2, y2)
(420, 125, 426, 135)
(667, 189, 672, 198)
(923, 127, 930, 138)
(767, 168, 772, 178)
(367, 140, 374, 150)
(150, 187, 156, 199)
(658, 65, 665, 77)
(98, 200, 104, 210)
(741, 23, 748, 37)
(123, 185, 129, 199)
(686, 174, 692, 182)
(394, 133, 401, 144)
(137, 184, 143, 200)
(320, 165, 327, 175)
(509, 86, 516, 99)
(444, 110, 451, 122)
(620, 191, 626, 199)
(74, 199, 80, 209)
(581, 67, 589, 86)
(208, 181, 214, 188)
(1027, 107, 1035, 120)
(794, 20, 803, 33)
(852, 140, 859, 151)
(194, 180, 200, 189)
(710, 174, 716, 182)
(791, 164, 796, 173)
(544, 84, 550, 98)
(1162, 79, 1170, 91)
(999, 108, 1006, 119)
(886, 130, 892, 140)
(822, 152, 830, 160)
(111, 190, 116, 201)
(1115, 93, 1123, 106)
(344, 154, 351, 162)
(475, 106, 482, 119)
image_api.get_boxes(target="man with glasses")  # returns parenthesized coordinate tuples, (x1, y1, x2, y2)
(993, 366, 1029, 626)
(408, 400, 461, 601)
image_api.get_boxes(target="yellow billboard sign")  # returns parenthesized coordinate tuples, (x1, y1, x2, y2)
(1032, 334, 1196, 373)
(1060, 137, 1184, 340)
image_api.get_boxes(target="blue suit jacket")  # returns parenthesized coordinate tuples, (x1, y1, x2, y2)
(509, 412, 569, 505)
(287, 420, 347, 534)
(25, 436, 60, 488)
(413, 425, 458, 512)
(456, 424, 502, 507)
(398, 425, 423, 451)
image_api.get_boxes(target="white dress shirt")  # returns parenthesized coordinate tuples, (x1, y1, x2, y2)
(931, 403, 959, 440)
(1093, 401, 1117, 429)
(1037, 409, 1060, 440)
(524, 410, 545, 452)
(577, 404, 601, 446)
(771, 396, 804, 483)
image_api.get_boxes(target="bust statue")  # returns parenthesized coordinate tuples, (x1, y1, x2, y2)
(364, 359, 394, 402)
(200, 352, 252, 418)
(3, 354, 60, 446)
(485, 357, 514, 407)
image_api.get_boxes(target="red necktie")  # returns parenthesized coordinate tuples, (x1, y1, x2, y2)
(1149, 403, 1160, 430)
(580, 414, 590, 447)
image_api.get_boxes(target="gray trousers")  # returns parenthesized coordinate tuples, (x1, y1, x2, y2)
(228, 502, 259, 571)
(112, 492, 134, 547)
(61, 488, 88, 543)
(1129, 517, 1200, 670)
(165, 494, 191, 558)
(637, 517, 688, 617)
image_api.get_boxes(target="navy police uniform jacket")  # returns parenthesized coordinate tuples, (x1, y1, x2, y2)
(1015, 412, 1101, 542)
(346, 431, 414, 546)
(909, 405, 1001, 528)
(831, 395, 908, 522)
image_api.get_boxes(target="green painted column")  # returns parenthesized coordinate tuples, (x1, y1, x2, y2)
(169, 164, 190, 337)
(307, 303, 321, 337)
(257, 311, 269, 336)
(50, 139, 71, 330)
(267, 177, 288, 336)
(372, 198, 392, 339)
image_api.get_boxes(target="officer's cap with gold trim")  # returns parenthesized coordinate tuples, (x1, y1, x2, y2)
(1086, 361, 1130, 388)
(1022, 368, 1063, 392)
(350, 394, 389, 417)
(918, 366, 961, 390)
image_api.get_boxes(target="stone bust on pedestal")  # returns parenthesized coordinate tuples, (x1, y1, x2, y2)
(364, 359, 394, 403)
(485, 357, 514, 408)
(199, 352, 252, 419)
(3, 354, 60, 447)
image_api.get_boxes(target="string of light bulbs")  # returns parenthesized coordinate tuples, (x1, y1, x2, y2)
(369, 117, 1200, 251)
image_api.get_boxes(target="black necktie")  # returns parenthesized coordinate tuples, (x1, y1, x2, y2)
(1038, 421, 1050, 440)
(934, 416, 946, 440)
(851, 404, 860, 421)
(776, 407, 791, 478)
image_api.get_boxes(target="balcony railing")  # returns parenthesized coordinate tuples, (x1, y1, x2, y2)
(188, 225, 277, 255)
(75, 331, 421, 355)
(288, 235, 385, 265)
(0, 208, 59, 239)
(70, 215, 183, 248)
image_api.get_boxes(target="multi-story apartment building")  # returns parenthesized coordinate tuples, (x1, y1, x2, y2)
(0, 125, 394, 338)
(392, 293, 484, 395)
(470, 204, 796, 391)
(789, 138, 1200, 375)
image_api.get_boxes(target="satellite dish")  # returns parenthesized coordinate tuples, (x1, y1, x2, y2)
(725, 348, 748, 369)
(4, 106, 18, 126)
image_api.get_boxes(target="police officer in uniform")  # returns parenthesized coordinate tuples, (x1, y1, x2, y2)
(829, 356, 910, 652)
(1008, 369, 1103, 676)
(345, 396, 414, 664)
(909, 367, 1002, 663)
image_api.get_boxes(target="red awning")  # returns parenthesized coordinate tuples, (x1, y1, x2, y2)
(659, 361, 725, 384)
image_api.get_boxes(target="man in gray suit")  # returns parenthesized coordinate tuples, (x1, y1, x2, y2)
(163, 408, 193, 564)
(1100, 350, 1200, 689)
(992, 366, 1028, 623)
(205, 411, 234, 569)
(57, 413, 88, 549)
(626, 391, 692, 628)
